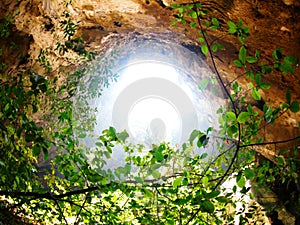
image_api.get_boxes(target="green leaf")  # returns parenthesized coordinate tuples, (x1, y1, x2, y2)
(246, 70, 255, 79)
(201, 200, 215, 213)
(246, 56, 258, 63)
(78, 133, 86, 138)
(261, 64, 272, 74)
(182, 178, 189, 186)
(202, 176, 209, 185)
(43, 148, 49, 160)
(252, 89, 261, 100)
(33, 145, 41, 156)
(205, 21, 210, 28)
(228, 21, 237, 34)
(244, 168, 255, 179)
(205, 190, 220, 199)
(197, 134, 208, 148)
(216, 196, 229, 203)
(152, 170, 161, 179)
(191, 11, 197, 19)
(189, 130, 200, 145)
(290, 101, 299, 113)
(255, 73, 261, 85)
(212, 18, 219, 28)
(190, 22, 197, 28)
(170, 4, 180, 9)
(280, 60, 295, 74)
(173, 177, 183, 189)
(171, 19, 178, 26)
(125, 163, 131, 175)
(234, 60, 243, 67)
(95, 142, 103, 147)
(143, 188, 153, 198)
(227, 125, 238, 138)
(284, 55, 298, 65)
(238, 46, 247, 65)
(200, 153, 208, 159)
(226, 111, 236, 121)
(109, 126, 116, 139)
(198, 78, 209, 90)
(103, 151, 111, 159)
(117, 130, 129, 143)
(4, 103, 9, 111)
(237, 112, 250, 123)
(134, 176, 143, 183)
(260, 82, 271, 89)
(286, 90, 291, 104)
(201, 44, 208, 56)
(255, 50, 261, 59)
(198, 37, 204, 43)
(237, 175, 246, 188)
(233, 81, 241, 93)
(212, 44, 218, 52)
(155, 151, 164, 162)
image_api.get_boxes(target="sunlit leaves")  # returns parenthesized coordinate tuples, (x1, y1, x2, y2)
(189, 129, 200, 145)
(280, 56, 298, 74)
(189, 129, 210, 148)
(226, 111, 236, 121)
(228, 21, 237, 34)
(252, 89, 261, 100)
(201, 200, 215, 213)
(234, 59, 243, 67)
(198, 78, 209, 90)
(237, 112, 250, 123)
(173, 177, 183, 189)
(244, 168, 255, 180)
(228, 20, 249, 44)
(201, 44, 209, 55)
(236, 173, 246, 188)
(211, 18, 219, 30)
(246, 56, 258, 63)
(116, 130, 129, 143)
(272, 47, 298, 74)
(238, 46, 246, 65)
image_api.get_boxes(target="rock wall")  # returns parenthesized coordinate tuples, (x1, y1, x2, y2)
(1, 0, 299, 160)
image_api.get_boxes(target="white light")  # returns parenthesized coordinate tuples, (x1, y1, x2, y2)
(128, 95, 182, 145)
(96, 61, 204, 146)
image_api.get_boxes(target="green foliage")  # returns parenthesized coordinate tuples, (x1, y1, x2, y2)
(227, 20, 250, 44)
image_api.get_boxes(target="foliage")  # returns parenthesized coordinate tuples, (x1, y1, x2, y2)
(0, 2, 299, 225)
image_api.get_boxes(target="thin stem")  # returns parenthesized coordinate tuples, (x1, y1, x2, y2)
(240, 135, 300, 148)
(74, 194, 87, 225)
(186, 2, 242, 224)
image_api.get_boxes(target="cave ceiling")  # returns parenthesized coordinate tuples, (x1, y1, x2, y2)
(0, 0, 299, 160)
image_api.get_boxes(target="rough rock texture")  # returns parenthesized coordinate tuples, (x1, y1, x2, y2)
(0, 0, 299, 223)
(1, 0, 298, 158)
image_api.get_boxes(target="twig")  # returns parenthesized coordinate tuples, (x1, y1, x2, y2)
(186, 1, 241, 224)
(240, 135, 300, 148)
(74, 194, 87, 225)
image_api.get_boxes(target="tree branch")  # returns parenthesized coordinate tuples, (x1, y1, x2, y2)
(186, 2, 242, 224)
(240, 135, 300, 148)
(0, 185, 111, 200)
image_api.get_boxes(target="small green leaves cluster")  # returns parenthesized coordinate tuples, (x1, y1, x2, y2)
(227, 20, 250, 44)
(272, 47, 299, 74)
(171, 3, 224, 56)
